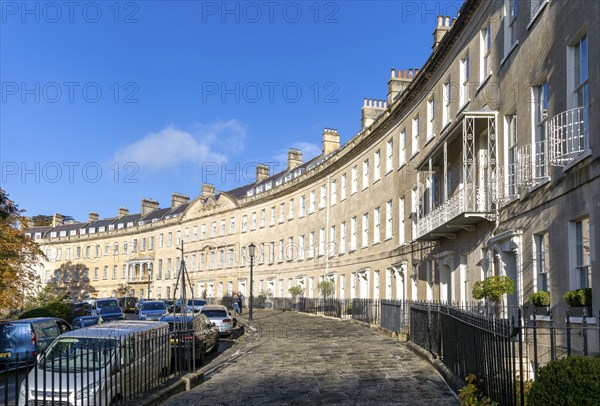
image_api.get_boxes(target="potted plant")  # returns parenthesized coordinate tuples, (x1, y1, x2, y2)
(472, 275, 515, 318)
(529, 291, 550, 317)
(563, 288, 592, 317)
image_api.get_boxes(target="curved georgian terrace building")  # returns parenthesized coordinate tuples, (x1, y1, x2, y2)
(27, 0, 598, 315)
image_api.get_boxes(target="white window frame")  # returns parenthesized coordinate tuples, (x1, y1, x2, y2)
(412, 115, 419, 155)
(351, 165, 358, 194)
(361, 213, 369, 248)
(374, 150, 381, 182)
(386, 139, 393, 173)
(340, 222, 346, 254)
(362, 159, 369, 190)
(373, 207, 381, 244)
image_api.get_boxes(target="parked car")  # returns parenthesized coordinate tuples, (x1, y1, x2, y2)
(174, 299, 207, 313)
(70, 302, 92, 318)
(200, 305, 234, 336)
(71, 316, 104, 329)
(160, 313, 219, 367)
(138, 301, 168, 321)
(118, 297, 138, 313)
(0, 317, 70, 371)
(89, 298, 125, 322)
(134, 298, 155, 314)
(162, 299, 174, 313)
(18, 321, 171, 406)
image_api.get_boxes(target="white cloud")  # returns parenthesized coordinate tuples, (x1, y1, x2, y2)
(274, 141, 322, 168)
(114, 120, 246, 171)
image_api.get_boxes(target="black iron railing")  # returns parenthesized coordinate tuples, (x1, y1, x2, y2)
(1, 322, 200, 406)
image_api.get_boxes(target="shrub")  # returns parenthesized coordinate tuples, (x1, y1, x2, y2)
(18, 307, 53, 319)
(458, 374, 498, 406)
(18, 300, 72, 321)
(527, 356, 600, 405)
(563, 288, 592, 306)
(529, 291, 550, 307)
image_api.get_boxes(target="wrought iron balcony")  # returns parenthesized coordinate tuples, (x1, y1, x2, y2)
(549, 106, 588, 166)
(517, 140, 549, 187)
(416, 185, 495, 239)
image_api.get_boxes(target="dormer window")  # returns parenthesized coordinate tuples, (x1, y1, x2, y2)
(99, 226, 106, 232)
(118, 223, 124, 229)
(59, 231, 66, 237)
(108, 224, 115, 231)
(127, 222, 133, 228)
(69, 230, 76, 236)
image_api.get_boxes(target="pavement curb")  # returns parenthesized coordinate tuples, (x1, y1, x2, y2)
(123, 371, 204, 406)
(126, 321, 260, 406)
(406, 341, 465, 395)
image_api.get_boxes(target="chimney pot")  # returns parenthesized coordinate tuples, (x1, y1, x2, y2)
(255, 165, 270, 183)
(201, 183, 215, 198)
(288, 148, 303, 170)
(141, 198, 160, 217)
(88, 212, 99, 222)
(322, 128, 340, 155)
(52, 213, 63, 227)
(171, 193, 190, 209)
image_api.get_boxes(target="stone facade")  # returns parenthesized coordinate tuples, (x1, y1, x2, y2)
(27, 0, 598, 318)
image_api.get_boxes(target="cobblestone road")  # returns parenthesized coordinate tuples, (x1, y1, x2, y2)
(162, 310, 458, 406)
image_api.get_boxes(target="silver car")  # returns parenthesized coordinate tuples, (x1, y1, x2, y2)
(138, 300, 168, 321)
(200, 305, 234, 336)
(18, 321, 170, 406)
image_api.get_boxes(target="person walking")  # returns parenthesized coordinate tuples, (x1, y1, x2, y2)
(232, 294, 240, 316)
(237, 293, 243, 315)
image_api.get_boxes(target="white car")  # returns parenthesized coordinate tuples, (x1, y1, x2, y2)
(200, 305, 234, 336)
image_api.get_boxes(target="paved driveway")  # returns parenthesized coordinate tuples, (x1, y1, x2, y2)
(162, 309, 458, 405)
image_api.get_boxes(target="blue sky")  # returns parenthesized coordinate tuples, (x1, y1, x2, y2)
(1, 0, 463, 221)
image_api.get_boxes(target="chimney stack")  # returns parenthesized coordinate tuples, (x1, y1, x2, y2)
(141, 198, 159, 217)
(201, 183, 215, 198)
(361, 99, 388, 128)
(52, 213, 63, 227)
(287, 148, 303, 170)
(171, 192, 190, 208)
(388, 68, 419, 104)
(118, 207, 129, 218)
(322, 128, 340, 155)
(88, 212, 99, 222)
(433, 15, 453, 49)
(255, 164, 270, 182)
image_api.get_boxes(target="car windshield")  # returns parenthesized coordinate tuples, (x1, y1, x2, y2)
(96, 299, 119, 309)
(202, 310, 228, 318)
(187, 300, 206, 306)
(41, 337, 118, 372)
(143, 302, 166, 311)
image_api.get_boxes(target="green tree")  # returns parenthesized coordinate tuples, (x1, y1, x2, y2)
(473, 275, 515, 317)
(0, 188, 45, 312)
(288, 285, 304, 300)
(45, 262, 98, 301)
(317, 279, 335, 299)
(472, 276, 515, 305)
(31, 214, 52, 226)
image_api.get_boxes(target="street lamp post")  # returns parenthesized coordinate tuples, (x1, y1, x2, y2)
(147, 266, 152, 299)
(248, 243, 256, 321)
